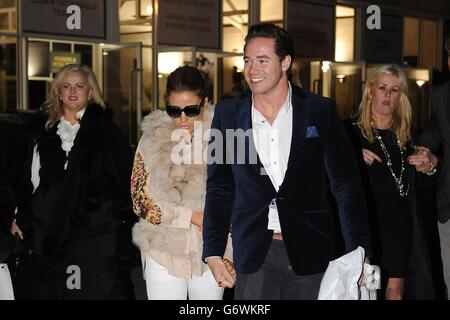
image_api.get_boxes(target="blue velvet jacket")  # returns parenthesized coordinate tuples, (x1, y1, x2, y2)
(202, 85, 371, 275)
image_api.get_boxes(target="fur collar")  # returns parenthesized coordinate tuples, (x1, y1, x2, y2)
(139, 105, 214, 211)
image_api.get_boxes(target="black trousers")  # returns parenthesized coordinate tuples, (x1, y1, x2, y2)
(235, 239, 324, 300)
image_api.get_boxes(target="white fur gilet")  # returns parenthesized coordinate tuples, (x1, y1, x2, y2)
(139, 105, 213, 211)
(132, 105, 215, 259)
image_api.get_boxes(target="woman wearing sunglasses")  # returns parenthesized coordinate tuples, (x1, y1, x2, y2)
(131, 65, 233, 300)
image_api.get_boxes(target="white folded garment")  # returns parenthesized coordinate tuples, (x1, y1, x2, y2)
(0, 263, 15, 300)
(318, 246, 380, 300)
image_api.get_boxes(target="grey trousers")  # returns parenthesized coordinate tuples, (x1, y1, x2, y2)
(438, 219, 450, 299)
(235, 239, 324, 300)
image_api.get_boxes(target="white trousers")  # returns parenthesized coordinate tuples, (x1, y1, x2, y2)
(144, 255, 224, 300)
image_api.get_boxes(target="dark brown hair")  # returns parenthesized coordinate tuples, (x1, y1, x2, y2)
(244, 23, 294, 61)
(166, 65, 207, 99)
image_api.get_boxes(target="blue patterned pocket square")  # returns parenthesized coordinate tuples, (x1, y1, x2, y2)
(306, 125, 319, 138)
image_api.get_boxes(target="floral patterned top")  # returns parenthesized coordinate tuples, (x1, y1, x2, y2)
(130, 107, 233, 279)
(131, 152, 162, 225)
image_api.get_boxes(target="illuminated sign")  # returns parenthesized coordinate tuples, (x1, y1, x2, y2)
(22, 0, 106, 39)
(50, 52, 81, 73)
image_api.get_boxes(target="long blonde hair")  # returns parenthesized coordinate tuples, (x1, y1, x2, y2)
(356, 64, 412, 147)
(44, 64, 105, 129)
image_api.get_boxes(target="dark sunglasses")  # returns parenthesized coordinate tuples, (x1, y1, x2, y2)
(166, 98, 205, 118)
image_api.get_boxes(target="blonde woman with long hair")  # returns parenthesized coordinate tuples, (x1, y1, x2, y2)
(10, 64, 137, 299)
(345, 64, 434, 300)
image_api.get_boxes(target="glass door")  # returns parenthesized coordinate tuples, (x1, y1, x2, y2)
(217, 52, 246, 101)
(328, 62, 365, 119)
(102, 43, 143, 150)
(156, 48, 219, 105)
(292, 60, 365, 119)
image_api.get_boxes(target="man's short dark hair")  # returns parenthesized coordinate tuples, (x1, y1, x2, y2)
(244, 23, 294, 61)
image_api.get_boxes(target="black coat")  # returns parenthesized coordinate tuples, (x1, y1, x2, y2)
(418, 81, 450, 223)
(15, 104, 137, 299)
(0, 113, 27, 263)
(344, 119, 435, 299)
(0, 113, 24, 233)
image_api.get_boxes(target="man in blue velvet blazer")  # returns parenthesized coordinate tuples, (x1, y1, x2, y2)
(202, 23, 371, 299)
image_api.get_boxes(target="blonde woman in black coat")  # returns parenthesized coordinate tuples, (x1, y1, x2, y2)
(10, 64, 137, 299)
(346, 64, 434, 300)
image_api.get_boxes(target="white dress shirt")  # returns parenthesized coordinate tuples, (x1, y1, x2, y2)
(206, 88, 293, 259)
(31, 108, 86, 192)
(251, 83, 293, 233)
(251, 83, 293, 192)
